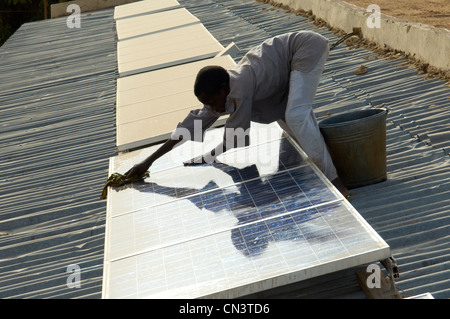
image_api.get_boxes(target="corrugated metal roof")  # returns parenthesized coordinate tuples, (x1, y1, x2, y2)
(1, 0, 449, 299)
(0, 8, 117, 298)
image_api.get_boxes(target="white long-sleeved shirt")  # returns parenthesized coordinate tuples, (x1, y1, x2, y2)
(171, 31, 328, 148)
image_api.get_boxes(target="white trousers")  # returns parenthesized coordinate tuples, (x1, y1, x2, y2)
(280, 48, 338, 181)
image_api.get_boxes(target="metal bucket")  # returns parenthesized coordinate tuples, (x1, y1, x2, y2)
(319, 108, 388, 189)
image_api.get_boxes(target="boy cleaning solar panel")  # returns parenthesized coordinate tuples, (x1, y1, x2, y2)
(123, 30, 348, 197)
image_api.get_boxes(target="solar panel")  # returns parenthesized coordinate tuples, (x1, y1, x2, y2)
(115, 8, 200, 41)
(114, 0, 180, 20)
(116, 55, 236, 151)
(102, 122, 390, 298)
(117, 23, 225, 77)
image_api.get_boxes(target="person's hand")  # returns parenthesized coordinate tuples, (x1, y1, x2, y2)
(125, 162, 150, 179)
(183, 155, 209, 166)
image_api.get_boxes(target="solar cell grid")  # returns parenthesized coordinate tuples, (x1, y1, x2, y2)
(104, 197, 387, 298)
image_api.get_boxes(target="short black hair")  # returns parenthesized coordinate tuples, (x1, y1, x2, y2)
(194, 65, 229, 97)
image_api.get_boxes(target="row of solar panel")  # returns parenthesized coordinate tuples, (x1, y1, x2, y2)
(115, 0, 237, 151)
(102, 0, 390, 299)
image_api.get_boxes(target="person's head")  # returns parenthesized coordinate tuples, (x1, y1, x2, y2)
(194, 65, 230, 113)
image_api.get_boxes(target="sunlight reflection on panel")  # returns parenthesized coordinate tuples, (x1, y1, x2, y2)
(104, 198, 389, 298)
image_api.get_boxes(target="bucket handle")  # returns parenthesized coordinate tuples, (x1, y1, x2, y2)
(330, 27, 362, 50)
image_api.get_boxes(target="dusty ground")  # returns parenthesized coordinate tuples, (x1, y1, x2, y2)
(336, 0, 450, 82)
(343, 0, 450, 30)
(258, 0, 450, 83)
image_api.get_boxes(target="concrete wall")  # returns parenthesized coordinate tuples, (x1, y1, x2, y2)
(51, 0, 140, 18)
(265, 0, 450, 71)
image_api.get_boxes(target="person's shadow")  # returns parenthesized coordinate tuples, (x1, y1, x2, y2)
(115, 139, 322, 257)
